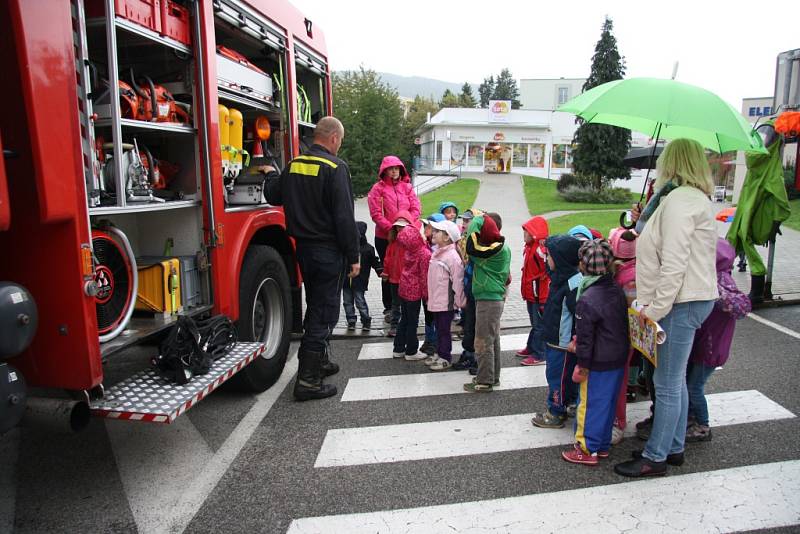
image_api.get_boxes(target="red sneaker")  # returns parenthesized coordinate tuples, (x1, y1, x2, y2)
(520, 355, 545, 366)
(561, 444, 599, 466)
(515, 347, 532, 357)
(597, 450, 610, 459)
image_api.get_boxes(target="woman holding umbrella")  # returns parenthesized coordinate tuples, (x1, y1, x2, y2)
(614, 139, 719, 477)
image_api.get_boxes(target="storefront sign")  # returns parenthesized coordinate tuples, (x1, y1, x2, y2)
(488, 100, 511, 123)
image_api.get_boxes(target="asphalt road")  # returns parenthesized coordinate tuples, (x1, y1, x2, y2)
(2, 307, 799, 533)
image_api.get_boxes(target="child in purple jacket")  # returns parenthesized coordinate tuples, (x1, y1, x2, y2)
(685, 238, 751, 442)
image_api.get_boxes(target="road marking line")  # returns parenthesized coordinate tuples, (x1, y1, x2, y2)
(169, 350, 298, 534)
(107, 348, 299, 534)
(748, 312, 800, 340)
(290, 460, 800, 533)
(106, 408, 215, 534)
(358, 333, 529, 360)
(316, 390, 794, 467)
(341, 366, 546, 402)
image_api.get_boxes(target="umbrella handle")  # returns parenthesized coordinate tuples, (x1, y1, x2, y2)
(620, 210, 635, 230)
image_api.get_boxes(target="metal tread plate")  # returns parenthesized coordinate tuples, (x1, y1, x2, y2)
(91, 342, 265, 423)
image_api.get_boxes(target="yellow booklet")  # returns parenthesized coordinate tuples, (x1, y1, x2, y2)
(627, 307, 661, 367)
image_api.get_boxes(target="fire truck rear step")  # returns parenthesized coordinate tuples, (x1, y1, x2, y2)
(90, 342, 265, 423)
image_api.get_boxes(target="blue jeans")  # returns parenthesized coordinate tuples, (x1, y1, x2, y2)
(686, 362, 716, 426)
(423, 301, 437, 344)
(545, 346, 577, 416)
(643, 300, 714, 462)
(342, 286, 369, 324)
(394, 298, 421, 355)
(526, 301, 545, 357)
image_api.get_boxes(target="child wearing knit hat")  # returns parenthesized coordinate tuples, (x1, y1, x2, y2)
(561, 239, 629, 466)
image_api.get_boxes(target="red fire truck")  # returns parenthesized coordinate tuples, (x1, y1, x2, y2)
(0, 0, 331, 431)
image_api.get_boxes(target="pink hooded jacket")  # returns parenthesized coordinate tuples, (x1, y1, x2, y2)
(397, 222, 431, 302)
(427, 243, 466, 312)
(367, 156, 421, 240)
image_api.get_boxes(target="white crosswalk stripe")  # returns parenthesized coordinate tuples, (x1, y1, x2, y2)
(316, 390, 795, 467)
(357, 333, 529, 360)
(289, 460, 800, 533)
(340, 366, 545, 402)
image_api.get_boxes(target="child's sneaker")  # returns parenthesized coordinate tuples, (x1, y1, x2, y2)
(429, 359, 451, 372)
(515, 347, 532, 357)
(471, 376, 499, 386)
(452, 351, 475, 370)
(463, 382, 493, 393)
(404, 352, 427, 361)
(566, 403, 577, 418)
(520, 355, 545, 366)
(611, 425, 624, 445)
(685, 423, 712, 442)
(392, 351, 405, 359)
(346, 322, 356, 330)
(561, 444, 599, 466)
(419, 341, 435, 356)
(531, 411, 566, 429)
(423, 355, 439, 366)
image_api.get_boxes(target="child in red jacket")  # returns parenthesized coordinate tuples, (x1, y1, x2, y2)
(382, 212, 413, 337)
(517, 216, 550, 366)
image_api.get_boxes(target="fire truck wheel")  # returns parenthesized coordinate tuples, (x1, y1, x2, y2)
(230, 245, 291, 393)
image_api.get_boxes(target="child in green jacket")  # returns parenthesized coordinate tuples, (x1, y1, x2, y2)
(463, 212, 511, 392)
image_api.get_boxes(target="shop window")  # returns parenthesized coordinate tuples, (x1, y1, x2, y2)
(551, 144, 570, 168)
(450, 142, 466, 166)
(435, 141, 443, 166)
(512, 144, 528, 167)
(484, 143, 512, 173)
(467, 143, 483, 166)
(529, 144, 545, 168)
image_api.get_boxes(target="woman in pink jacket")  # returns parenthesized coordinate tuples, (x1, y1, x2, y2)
(368, 156, 421, 320)
(425, 220, 466, 371)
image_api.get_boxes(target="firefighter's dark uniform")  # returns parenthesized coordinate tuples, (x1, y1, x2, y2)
(265, 144, 358, 400)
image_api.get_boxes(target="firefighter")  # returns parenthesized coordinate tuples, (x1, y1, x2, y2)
(264, 116, 360, 401)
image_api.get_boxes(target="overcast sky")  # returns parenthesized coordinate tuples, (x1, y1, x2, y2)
(292, 0, 797, 109)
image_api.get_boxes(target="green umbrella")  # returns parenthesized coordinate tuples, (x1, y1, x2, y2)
(558, 77, 767, 155)
(559, 77, 766, 226)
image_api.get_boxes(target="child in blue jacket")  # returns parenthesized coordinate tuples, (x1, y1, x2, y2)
(531, 234, 583, 429)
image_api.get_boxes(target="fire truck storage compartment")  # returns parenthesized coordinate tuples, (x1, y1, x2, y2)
(294, 44, 328, 127)
(85, 0, 199, 211)
(213, 1, 287, 206)
(91, 207, 209, 310)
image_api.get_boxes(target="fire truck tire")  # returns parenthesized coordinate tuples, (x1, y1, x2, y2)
(229, 245, 291, 393)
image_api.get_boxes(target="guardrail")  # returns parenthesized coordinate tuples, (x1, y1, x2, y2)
(412, 158, 464, 195)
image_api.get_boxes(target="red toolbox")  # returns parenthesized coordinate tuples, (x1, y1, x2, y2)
(160, 1, 191, 46)
(86, 0, 162, 34)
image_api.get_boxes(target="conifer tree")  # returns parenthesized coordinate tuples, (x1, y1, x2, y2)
(571, 17, 631, 190)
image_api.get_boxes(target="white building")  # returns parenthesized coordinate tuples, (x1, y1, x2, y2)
(520, 78, 586, 110)
(416, 99, 652, 191)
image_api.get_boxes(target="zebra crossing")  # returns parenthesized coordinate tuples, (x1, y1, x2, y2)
(289, 329, 800, 533)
